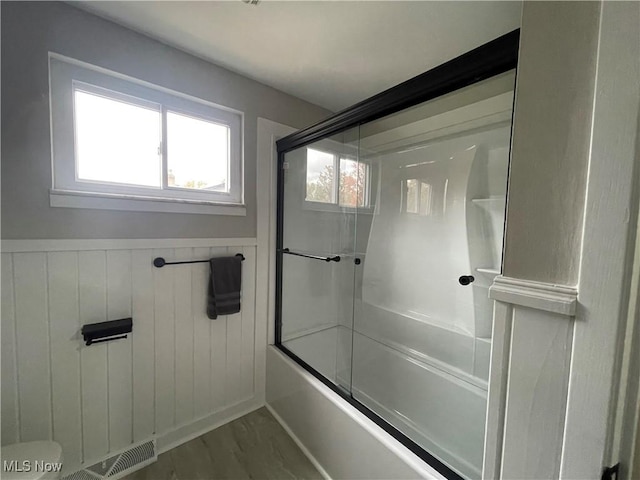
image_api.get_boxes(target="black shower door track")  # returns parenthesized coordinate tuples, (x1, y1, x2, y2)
(274, 29, 520, 480)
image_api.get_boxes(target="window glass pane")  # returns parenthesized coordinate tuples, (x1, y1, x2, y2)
(305, 148, 335, 203)
(167, 111, 229, 192)
(74, 89, 161, 186)
(339, 158, 367, 207)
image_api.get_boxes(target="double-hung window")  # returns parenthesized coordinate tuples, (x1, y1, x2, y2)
(304, 147, 370, 209)
(49, 55, 243, 215)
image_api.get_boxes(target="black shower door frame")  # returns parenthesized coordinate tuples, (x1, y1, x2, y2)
(274, 29, 520, 480)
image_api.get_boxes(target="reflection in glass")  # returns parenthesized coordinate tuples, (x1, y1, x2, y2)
(420, 182, 433, 216)
(406, 179, 418, 213)
(405, 179, 434, 215)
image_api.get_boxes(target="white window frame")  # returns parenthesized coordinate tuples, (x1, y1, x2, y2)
(49, 53, 244, 215)
(303, 145, 372, 213)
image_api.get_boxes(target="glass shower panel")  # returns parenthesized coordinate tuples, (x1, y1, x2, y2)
(351, 71, 515, 479)
(280, 128, 359, 391)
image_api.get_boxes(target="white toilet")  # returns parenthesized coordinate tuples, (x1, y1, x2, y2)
(1, 441, 63, 480)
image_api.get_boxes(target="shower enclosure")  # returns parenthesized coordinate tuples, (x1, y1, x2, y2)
(275, 31, 519, 479)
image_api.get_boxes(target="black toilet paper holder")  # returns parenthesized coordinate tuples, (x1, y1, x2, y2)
(82, 318, 132, 346)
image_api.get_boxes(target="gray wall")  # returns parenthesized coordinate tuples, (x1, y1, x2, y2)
(1, 1, 330, 240)
(502, 1, 601, 285)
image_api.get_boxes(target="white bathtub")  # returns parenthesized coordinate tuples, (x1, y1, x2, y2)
(266, 345, 447, 479)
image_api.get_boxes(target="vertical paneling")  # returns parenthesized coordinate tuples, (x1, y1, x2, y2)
(192, 247, 212, 418)
(13, 252, 51, 441)
(106, 250, 133, 451)
(1, 253, 19, 445)
(154, 248, 175, 434)
(174, 248, 194, 426)
(79, 251, 109, 462)
(131, 250, 155, 442)
(210, 247, 228, 410)
(3, 241, 258, 472)
(240, 247, 256, 400)
(225, 245, 243, 406)
(500, 306, 573, 479)
(47, 252, 82, 469)
(482, 301, 513, 480)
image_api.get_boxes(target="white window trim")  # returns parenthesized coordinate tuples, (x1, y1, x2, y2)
(48, 52, 245, 215)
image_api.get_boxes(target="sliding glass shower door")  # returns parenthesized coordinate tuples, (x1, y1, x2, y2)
(279, 127, 359, 392)
(351, 72, 514, 479)
(276, 30, 519, 480)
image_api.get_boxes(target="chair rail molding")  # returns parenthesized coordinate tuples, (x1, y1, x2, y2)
(489, 275, 578, 316)
(0, 237, 257, 253)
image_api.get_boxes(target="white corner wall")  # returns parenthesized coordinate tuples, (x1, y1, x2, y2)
(484, 1, 640, 479)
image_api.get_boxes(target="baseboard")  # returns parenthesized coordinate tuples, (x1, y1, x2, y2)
(157, 396, 263, 454)
(265, 403, 332, 480)
(61, 398, 263, 479)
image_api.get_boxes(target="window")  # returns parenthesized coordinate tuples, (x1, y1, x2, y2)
(49, 55, 243, 215)
(305, 148, 369, 208)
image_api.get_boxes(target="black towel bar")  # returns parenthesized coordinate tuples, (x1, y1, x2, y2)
(153, 253, 245, 268)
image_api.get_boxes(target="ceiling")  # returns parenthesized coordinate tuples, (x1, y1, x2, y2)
(75, 1, 522, 112)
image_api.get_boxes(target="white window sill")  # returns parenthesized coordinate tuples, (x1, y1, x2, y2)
(50, 189, 246, 216)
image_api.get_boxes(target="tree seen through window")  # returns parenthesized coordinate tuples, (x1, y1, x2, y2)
(305, 148, 367, 207)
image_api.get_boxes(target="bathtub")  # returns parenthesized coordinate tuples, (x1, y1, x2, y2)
(266, 345, 447, 479)
(271, 309, 487, 479)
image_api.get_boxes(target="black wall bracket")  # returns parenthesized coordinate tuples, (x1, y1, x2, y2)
(82, 318, 132, 346)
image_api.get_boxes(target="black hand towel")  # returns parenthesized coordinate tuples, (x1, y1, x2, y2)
(207, 256, 242, 319)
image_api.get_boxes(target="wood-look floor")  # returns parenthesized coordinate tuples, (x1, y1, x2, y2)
(124, 408, 322, 480)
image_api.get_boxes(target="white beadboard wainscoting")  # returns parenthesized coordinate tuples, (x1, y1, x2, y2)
(1, 238, 261, 476)
(483, 275, 578, 479)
